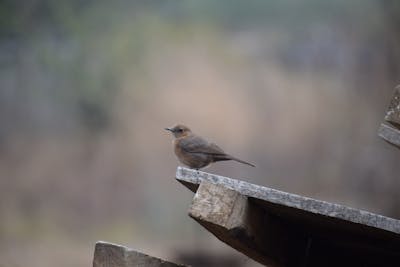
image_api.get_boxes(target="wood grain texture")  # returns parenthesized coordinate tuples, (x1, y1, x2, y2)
(93, 241, 187, 267)
(384, 85, 400, 127)
(177, 167, 400, 267)
(378, 123, 400, 149)
(176, 167, 400, 235)
(189, 181, 307, 267)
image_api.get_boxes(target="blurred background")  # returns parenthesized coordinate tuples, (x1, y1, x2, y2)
(1, 1, 400, 266)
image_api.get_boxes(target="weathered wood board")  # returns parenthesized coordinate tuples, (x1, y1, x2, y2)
(177, 167, 400, 267)
(93, 241, 188, 267)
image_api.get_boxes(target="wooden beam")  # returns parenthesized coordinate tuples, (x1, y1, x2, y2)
(177, 167, 400, 235)
(384, 85, 400, 127)
(93, 241, 187, 267)
(176, 167, 400, 267)
(378, 123, 400, 149)
(189, 181, 308, 267)
(378, 85, 400, 149)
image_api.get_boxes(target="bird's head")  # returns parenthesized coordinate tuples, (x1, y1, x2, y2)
(165, 124, 192, 138)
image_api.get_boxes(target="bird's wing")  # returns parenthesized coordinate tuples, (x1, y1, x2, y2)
(178, 135, 226, 155)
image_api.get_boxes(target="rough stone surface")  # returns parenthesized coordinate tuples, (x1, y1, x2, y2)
(93, 241, 187, 267)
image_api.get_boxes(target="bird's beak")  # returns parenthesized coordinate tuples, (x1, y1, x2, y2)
(165, 127, 173, 132)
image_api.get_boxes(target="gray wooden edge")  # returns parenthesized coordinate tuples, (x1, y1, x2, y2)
(379, 85, 400, 149)
(177, 167, 400, 266)
(378, 123, 400, 148)
(188, 180, 284, 267)
(93, 241, 188, 267)
(384, 84, 400, 126)
(176, 166, 400, 236)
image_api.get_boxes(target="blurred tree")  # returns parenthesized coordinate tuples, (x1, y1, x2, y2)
(381, 0, 400, 82)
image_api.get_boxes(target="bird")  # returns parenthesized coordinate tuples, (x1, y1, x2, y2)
(165, 124, 255, 169)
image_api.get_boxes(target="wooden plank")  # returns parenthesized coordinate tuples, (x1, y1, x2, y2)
(176, 167, 400, 235)
(379, 85, 400, 149)
(176, 167, 400, 266)
(189, 181, 308, 267)
(378, 123, 400, 149)
(384, 85, 400, 127)
(93, 241, 187, 267)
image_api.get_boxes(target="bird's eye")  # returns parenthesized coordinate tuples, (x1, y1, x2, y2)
(177, 128, 183, 132)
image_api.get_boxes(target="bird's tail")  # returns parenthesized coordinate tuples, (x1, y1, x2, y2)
(229, 155, 256, 167)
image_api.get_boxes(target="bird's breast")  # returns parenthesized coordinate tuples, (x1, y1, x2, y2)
(173, 138, 210, 169)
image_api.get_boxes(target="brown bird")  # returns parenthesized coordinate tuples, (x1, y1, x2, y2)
(165, 124, 255, 169)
